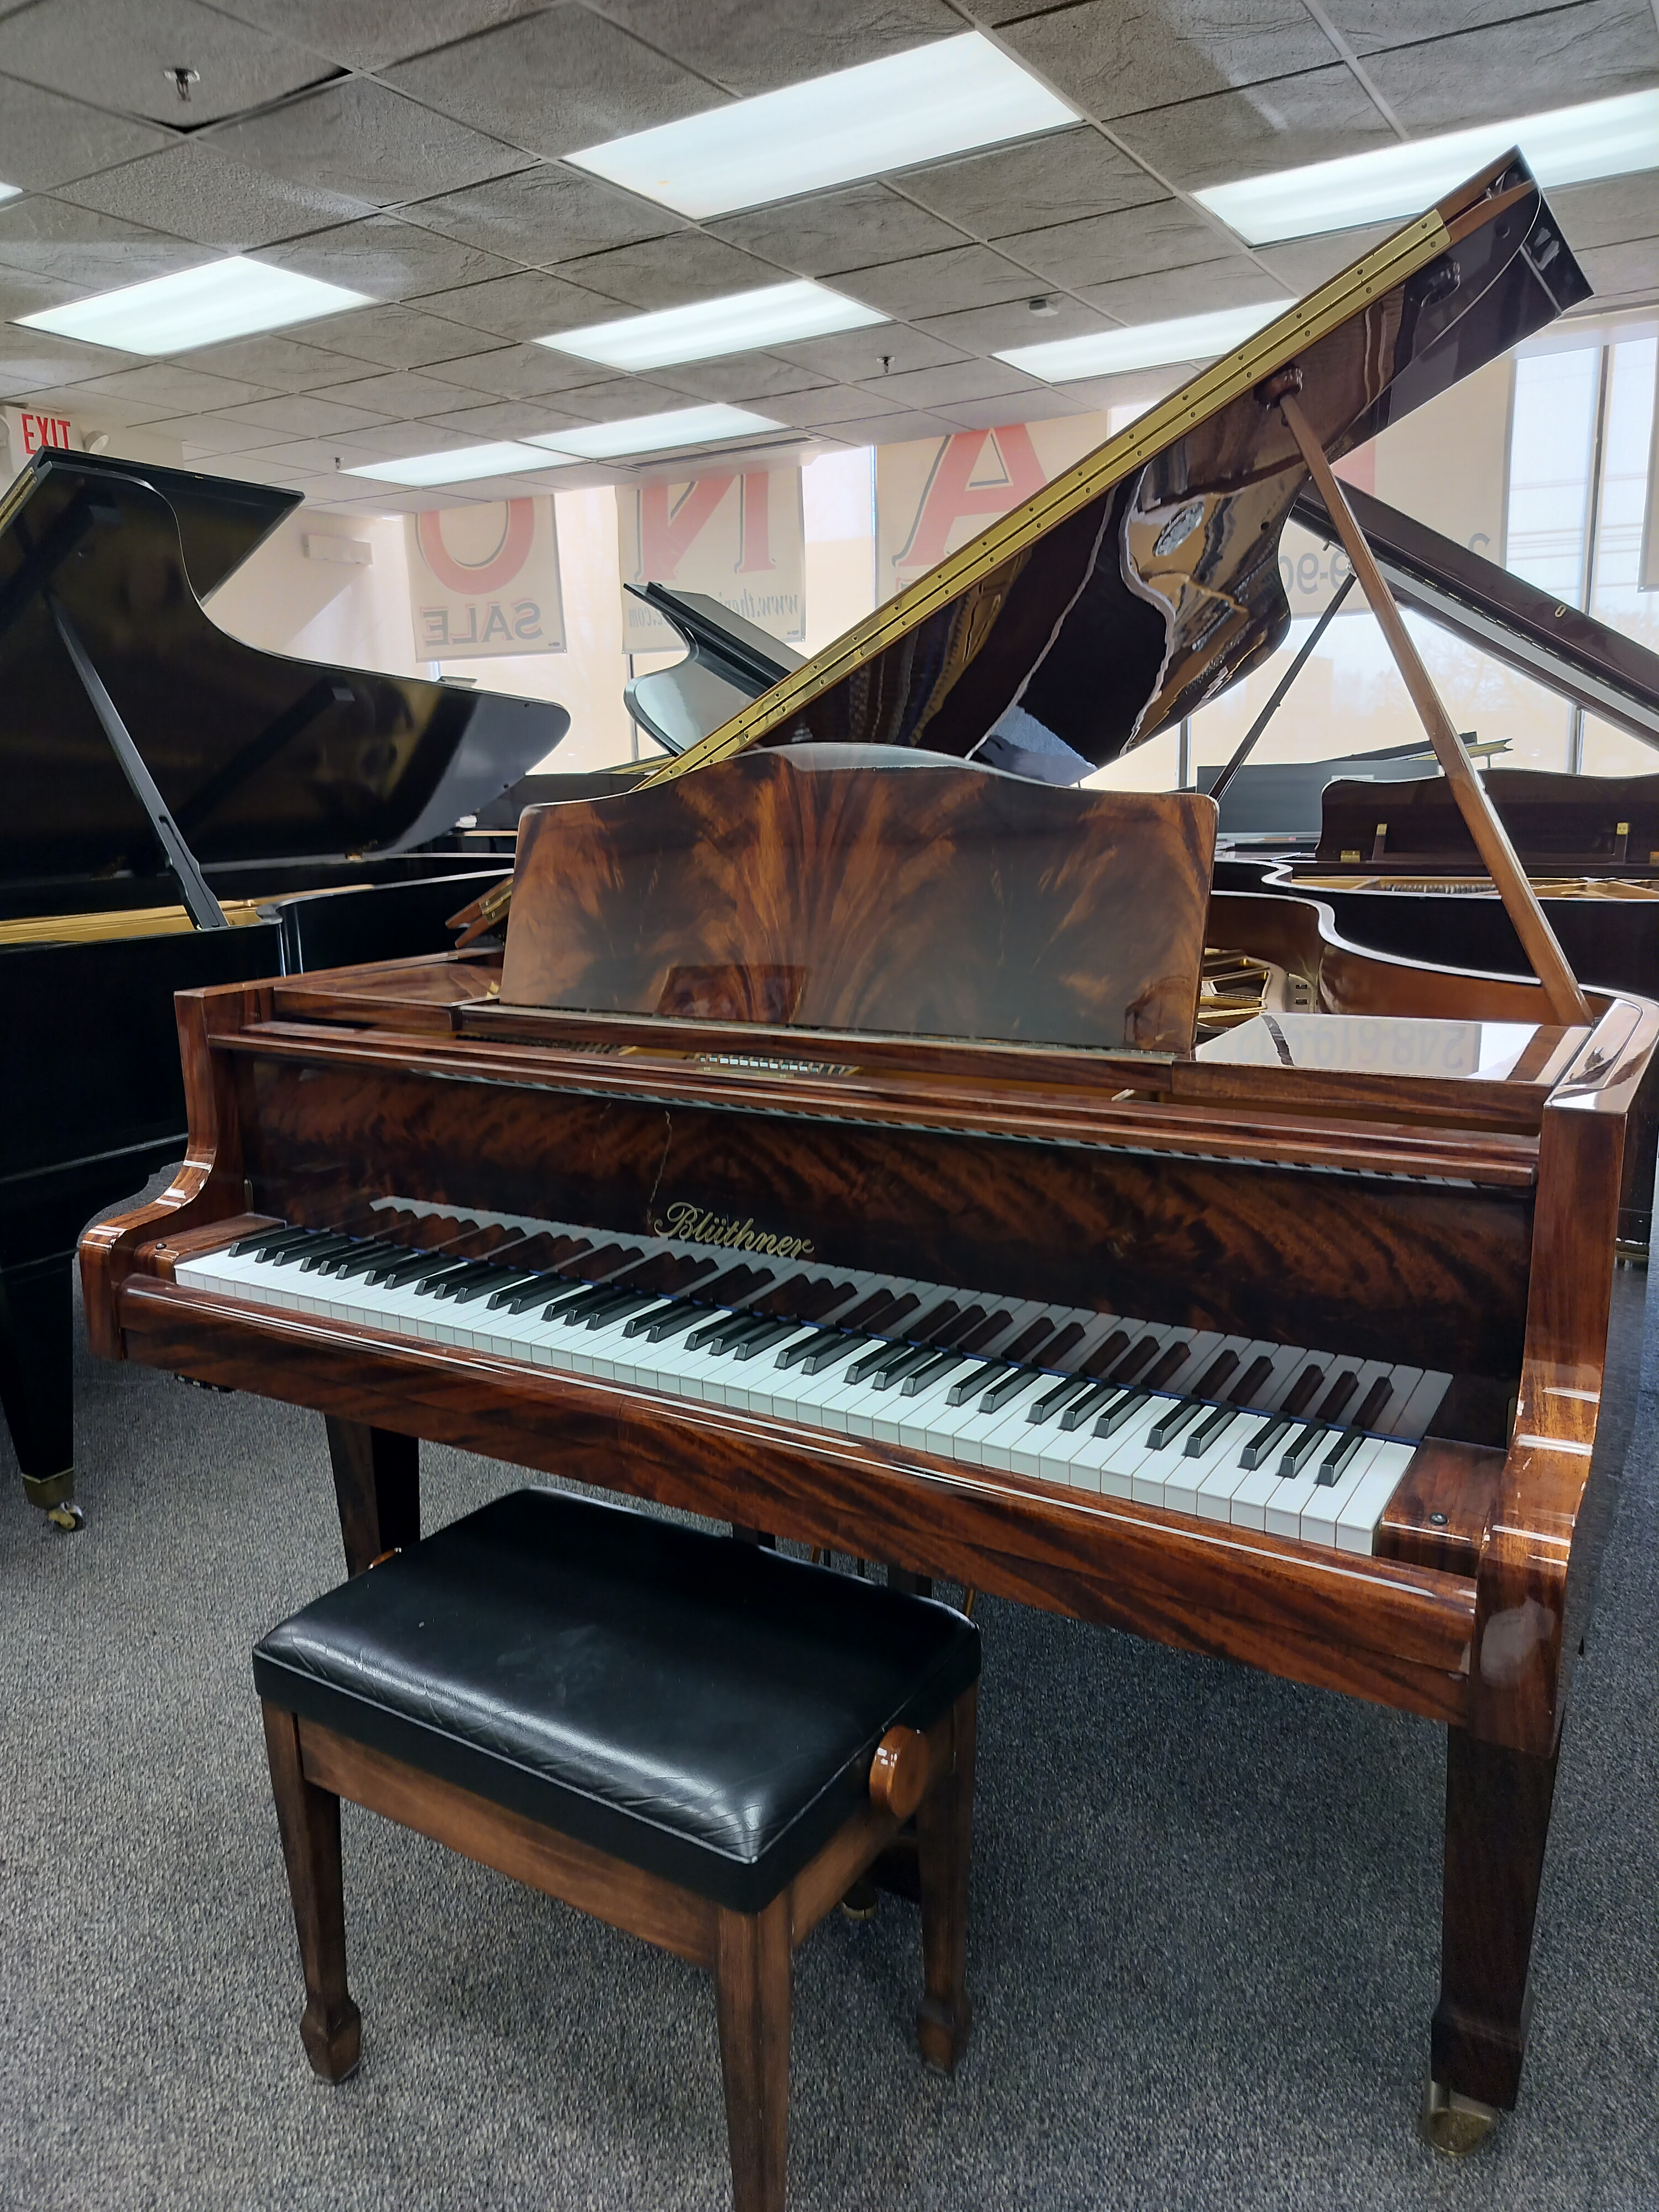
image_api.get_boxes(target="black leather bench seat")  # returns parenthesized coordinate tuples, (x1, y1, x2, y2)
(253, 1488, 980, 1911)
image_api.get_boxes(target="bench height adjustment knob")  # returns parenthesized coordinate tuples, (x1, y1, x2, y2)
(869, 1728, 929, 1821)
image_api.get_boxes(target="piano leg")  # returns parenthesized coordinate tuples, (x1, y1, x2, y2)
(0, 1249, 82, 1530)
(324, 1418, 420, 1577)
(1425, 1724, 1560, 2153)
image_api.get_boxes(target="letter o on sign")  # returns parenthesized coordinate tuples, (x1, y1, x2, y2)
(416, 499, 536, 594)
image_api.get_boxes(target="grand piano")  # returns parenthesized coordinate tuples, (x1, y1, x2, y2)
(84, 155, 1648, 2151)
(2, 445, 567, 1528)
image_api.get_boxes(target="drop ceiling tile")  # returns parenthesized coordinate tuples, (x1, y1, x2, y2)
(0, 332, 138, 396)
(0, 264, 80, 321)
(642, 353, 836, 402)
(383, 8, 722, 161)
(1322, 0, 1608, 56)
(1082, 256, 1288, 321)
(331, 420, 482, 456)
(413, 268, 626, 340)
(0, 198, 208, 289)
(589, 0, 962, 97)
(852, 356, 1040, 409)
(73, 363, 275, 410)
(405, 163, 684, 265)
(510, 371, 693, 420)
(813, 408, 961, 445)
(832, 243, 1046, 317)
(427, 339, 621, 398)
(764, 382, 907, 426)
(708, 184, 969, 279)
(1001, 200, 1232, 290)
(557, 230, 790, 309)
(171, 332, 387, 391)
(243, 213, 521, 306)
(0, 71, 173, 191)
(768, 321, 968, 379)
(1363, 0, 1659, 132)
(0, 0, 335, 127)
(1575, 239, 1659, 301)
(1110, 66, 1397, 191)
(216, 1, 550, 73)
(54, 140, 367, 247)
(1553, 174, 1659, 253)
(169, 414, 288, 453)
(1255, 222, 1395, 296)
(938, 388, 1096, 428)
(900, 127, 1166, 239)
(206, 77, 528, 207)
(304, 366, 500, 413)
(914, 295, 1114, 353)
(997, 0, 1337, 122)
(414, 397, 599, 438)
(209, 392, 397, 435)
(223, 434, 394, 474)
(292, 304, 516, 371)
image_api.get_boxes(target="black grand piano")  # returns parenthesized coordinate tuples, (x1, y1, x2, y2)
(1, 445, 567, 1528)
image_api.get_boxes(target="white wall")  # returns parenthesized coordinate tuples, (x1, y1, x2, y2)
(207, 509, 423, 675)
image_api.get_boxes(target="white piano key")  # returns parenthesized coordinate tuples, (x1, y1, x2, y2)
(1162, 1412, 1269, 1518)
(1261, 1434, 1384, 1543)
(1335, 1439, 1419, 1553)
(1063, 1394, 1171, 1499)
(1394, 1370, 1452, 1440)
(1298, 1436, 1394, 1548)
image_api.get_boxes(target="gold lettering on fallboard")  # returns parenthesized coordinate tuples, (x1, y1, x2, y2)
(651, 1198, 816, 1260)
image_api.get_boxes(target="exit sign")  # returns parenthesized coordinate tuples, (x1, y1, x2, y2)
(4, 408, 77, 461)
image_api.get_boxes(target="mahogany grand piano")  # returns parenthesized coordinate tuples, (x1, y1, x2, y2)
(84, 156, 1648, 2152)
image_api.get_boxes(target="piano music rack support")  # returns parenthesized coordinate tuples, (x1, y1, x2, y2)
(45, 587, 228, 933)
(1277, 387, 1593, 1029)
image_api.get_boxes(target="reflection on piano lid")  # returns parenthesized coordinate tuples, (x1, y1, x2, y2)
(637, 150, 1588, 791)
(0, 445, 567, 894)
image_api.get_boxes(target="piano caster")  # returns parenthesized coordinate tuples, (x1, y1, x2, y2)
(1418, 2077, 1499, 2157)
(839, 1873, 880, 1922)
(23, 1470, 85, 1532)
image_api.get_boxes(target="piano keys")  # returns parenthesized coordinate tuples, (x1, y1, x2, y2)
(82, 157, 1644, 2153)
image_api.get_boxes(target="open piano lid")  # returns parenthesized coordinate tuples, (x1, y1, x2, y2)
(640, 151, 1590, 789)
(0, 446, 567, 885)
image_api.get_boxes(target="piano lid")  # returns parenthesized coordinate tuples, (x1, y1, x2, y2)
(0, 447, 568, 886)
(641, 152, 1589, 789)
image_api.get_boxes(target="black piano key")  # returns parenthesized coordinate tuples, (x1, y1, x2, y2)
(273, 1232, 357, 1270)
(541, 1281, 608, 1322)
(684, 1310, 742, 1350)
(1351, 1376, 1395, 1433)
(800, 1333, 871, 1377)
(774, 1328, 831, 1369)
(1080, 1328, 1132, 1380)
(1277, 1423, 1329, 1478)
(1061, 1380, 1121, 1431)
(330, 1240, 409, 1282)
(875, 1344, 945, 1392)
(707, 1313, 779, 1355)
(644, 1305, 707, 1344)
(1188, 1349, 1238, 1400)
(233, 1224, 301, 1257)
(450, 1266, 544, 1308)
(1312, 1370, 1359, 1426)
(956, 1310, 1014, 1357)
(1228, 1354, 1277, 1405)
(407, 1258, 489, 1297)
(848, 1339, 909, 1384)
(1240, 1417, 1293, 1470)
(901, 1353, 968, 1397)
(431, 1254, 520, 1298)
(731, 1319, 801, 1362)
(1146, 1397, 1205, 1449)
(1106, 1335, 1159, 1385)
(905, 1300, 961, 1345)
(1000, 1319, 1053, 1368)
(1281, 1363, 1326, 1418)
(1029, 1374, 1092, 1424)
(371, 1250, 444, 1288)
(1317, 1431, 1366, 1485)
(1093, 1390, 1150, 1438)
(928, 1304, 987, 1350)
(979, 1367, 1044, 1414)
(298, 1234, 367, 1272)
(1185, 1402, 1240, 1457)
(947, 1361, 1004, 1407)
(585, 1291, 658, 1332)
(492, 1272, 572, 1314)
(1041, 1322, 1087, 1369)
(1141, 1341, 1192, 1393)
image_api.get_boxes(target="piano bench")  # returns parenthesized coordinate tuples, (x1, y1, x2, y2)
(253, 1486, 979, 2212)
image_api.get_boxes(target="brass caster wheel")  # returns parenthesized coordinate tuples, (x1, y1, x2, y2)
(1418, 2077, 1499, 2157)
(45, 1500, 86, 1532)
(839, 1873, 879, 1922)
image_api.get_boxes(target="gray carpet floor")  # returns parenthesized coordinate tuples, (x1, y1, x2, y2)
(4, 1204, 1658, 2210)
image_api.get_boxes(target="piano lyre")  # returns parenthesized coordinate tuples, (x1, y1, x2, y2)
(82, 156, 1648, 2152)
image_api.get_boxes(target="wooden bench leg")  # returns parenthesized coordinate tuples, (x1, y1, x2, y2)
(261, 1704, 362, 2084)
(714, 1894, 791, 2212)
(915, 1684, 975, 2074)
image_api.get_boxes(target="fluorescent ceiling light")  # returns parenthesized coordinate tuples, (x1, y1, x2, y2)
(998, 300, 1292, 382)
(530, 405, 784, 460)
(0, 181, 18, 205)
(541, 280, 886, 371)
(16, 254, 372, 354)
(347, 442, 576, 487)
(1196, 87, 1659, 246)
(567, 31, 1076, 218)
